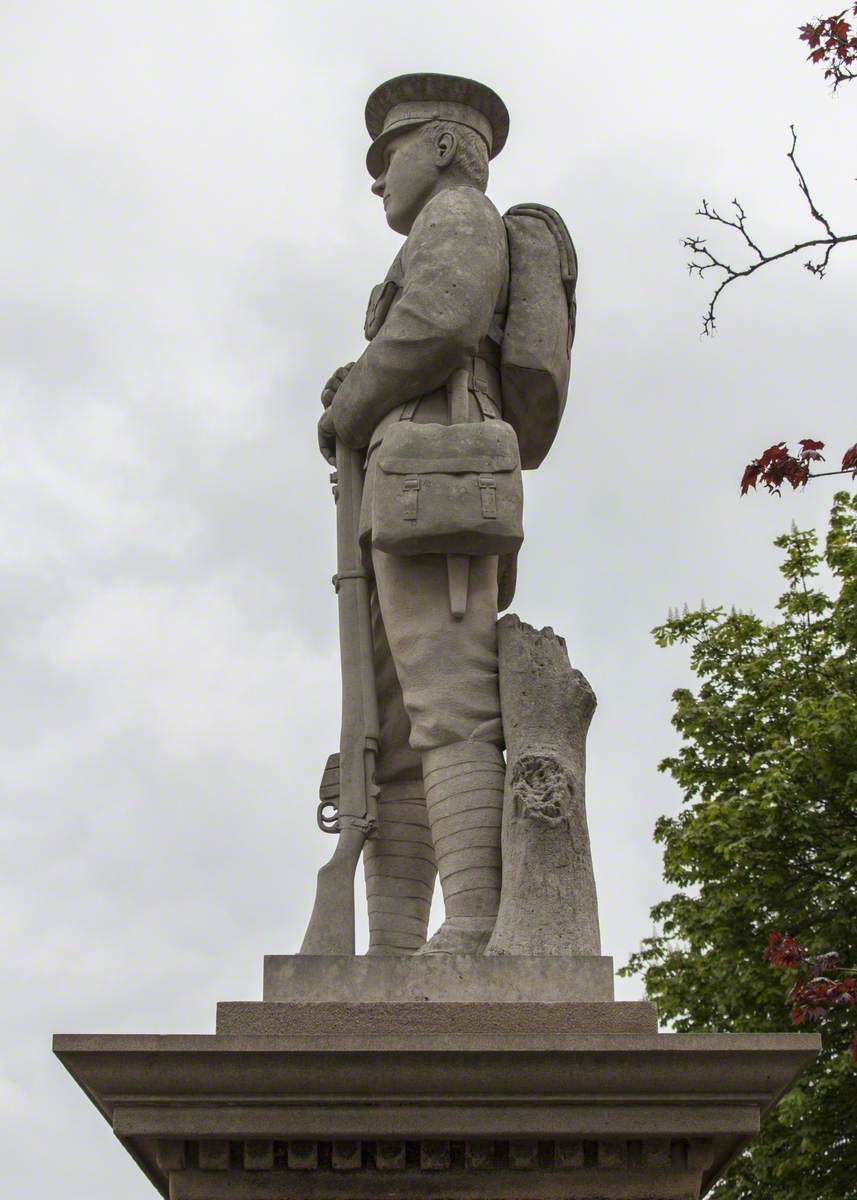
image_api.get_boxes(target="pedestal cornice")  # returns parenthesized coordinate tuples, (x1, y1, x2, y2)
(54, 1026, 819, 1199)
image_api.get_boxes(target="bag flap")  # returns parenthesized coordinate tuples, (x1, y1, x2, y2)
(504, 203, 578, 302)
(379, 452, 519, 474)
(377, 420, 520, 475)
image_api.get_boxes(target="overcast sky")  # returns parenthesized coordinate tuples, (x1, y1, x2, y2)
(3, 2, 855, 1196)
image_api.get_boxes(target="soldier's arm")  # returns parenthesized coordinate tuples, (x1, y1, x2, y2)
(330, 188, 507, 449)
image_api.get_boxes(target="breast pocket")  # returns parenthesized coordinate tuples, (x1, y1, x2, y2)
(364, 280, 399, 341)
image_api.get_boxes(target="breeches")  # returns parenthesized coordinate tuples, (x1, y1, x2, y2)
(371, 549, 504, 783)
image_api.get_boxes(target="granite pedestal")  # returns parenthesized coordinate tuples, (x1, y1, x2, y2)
(55, 956, 818, 1200)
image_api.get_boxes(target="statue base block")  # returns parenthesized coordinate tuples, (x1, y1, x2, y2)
(54, 956, 819, 1200)
(262, 953, 615, 1003)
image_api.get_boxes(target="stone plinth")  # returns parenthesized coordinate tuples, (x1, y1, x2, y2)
(55, 957, 818, 1200)
(263, 953, 614, 1003)
(216, 999, 656, 1036)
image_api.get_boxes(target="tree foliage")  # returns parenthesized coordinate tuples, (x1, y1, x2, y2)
(764, 931, 857, 1049)
(740, 439, 857, 495)
(623, 492, 857, 1198)
(801, 4, 857, 89)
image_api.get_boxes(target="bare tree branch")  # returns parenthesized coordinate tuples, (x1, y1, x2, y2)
(831, 62, 857, 89)
(787, 125, 836, 236)
(685, 128, 857, 334)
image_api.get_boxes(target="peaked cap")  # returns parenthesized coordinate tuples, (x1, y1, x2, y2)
(364, 72, 509, 177)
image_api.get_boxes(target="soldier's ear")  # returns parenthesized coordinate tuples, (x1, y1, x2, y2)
(433, 129, 458, 170)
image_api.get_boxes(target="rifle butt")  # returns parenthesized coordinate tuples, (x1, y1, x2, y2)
(298, 825, 366, 954)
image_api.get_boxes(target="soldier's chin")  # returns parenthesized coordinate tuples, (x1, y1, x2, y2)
(384, 204, 411, 235)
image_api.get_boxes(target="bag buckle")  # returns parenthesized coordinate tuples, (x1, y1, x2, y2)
(478, 473, 497, 518)
(403, 475, 420, 521)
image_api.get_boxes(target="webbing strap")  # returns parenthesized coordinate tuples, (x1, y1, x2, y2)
(399, 396, 421, 422)
(398, 358, 497, 425)
(402, 477, 420, 521)
(478, 474, 497, 518)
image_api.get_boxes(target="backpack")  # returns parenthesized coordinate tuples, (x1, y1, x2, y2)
(499, 204, 578, 470)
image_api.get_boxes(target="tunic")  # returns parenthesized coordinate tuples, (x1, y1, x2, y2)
(329, 185, 510, 780)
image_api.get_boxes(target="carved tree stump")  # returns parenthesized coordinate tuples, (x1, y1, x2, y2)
(486, 614, 601, 957)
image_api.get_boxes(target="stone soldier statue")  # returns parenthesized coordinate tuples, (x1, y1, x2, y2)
(315, 74, 576, 956)
(56, 78, 814, 1200)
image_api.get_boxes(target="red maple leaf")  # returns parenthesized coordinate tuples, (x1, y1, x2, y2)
(764, 930, 806, 969)
(800, 8, 857, 75)
(789, 976, 857, 1025)
(841, 442, 857, 476)
(738, 440, 832, 495)
(800, 21, 822, 47)
(740, 462, 761, 495)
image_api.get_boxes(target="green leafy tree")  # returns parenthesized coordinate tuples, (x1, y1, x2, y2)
(623, 492, 857, 1198)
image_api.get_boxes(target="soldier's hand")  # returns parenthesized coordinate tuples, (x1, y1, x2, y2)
(321, 362, 355, 409)
(318, 408, 337, 466)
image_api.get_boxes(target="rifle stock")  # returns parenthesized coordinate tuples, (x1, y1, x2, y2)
(300, 439, 379, 955)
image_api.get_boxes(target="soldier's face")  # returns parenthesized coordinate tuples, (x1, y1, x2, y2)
(371, 128, 441, 235)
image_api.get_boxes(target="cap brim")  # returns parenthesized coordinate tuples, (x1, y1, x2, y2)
(366, 117, 433, 178)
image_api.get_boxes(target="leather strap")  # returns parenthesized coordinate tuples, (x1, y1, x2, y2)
(398, 355, 499, 424)
(399, 396, 421, 421)
(448, 367, 471, 424)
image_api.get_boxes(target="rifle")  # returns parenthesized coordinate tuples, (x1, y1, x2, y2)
(299, 437, 379, 954)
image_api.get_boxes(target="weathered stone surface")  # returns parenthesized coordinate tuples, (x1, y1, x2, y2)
(245, 1141, 275, 1170)
(331, 1141, 361, 1170)
(54, 1028, 820, 1199)
(305, 74, 583, 958)
(263, 954, 614, 1004)
(419, 739, 505, 954)
(166, 1162, 705, 1198)
(216, 1001, 657, 1037)
(487, 615, 600, 956)
(198, 1140, 229, 1170)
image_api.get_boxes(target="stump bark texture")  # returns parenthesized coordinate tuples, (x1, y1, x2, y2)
(486, 614, 601, 956)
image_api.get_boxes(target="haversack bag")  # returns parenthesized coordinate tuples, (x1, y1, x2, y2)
(372, 374, 524, 558)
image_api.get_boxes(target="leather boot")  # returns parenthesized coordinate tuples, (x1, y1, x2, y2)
(418, 741, 504, 955)
(364, 779, 437, 955)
